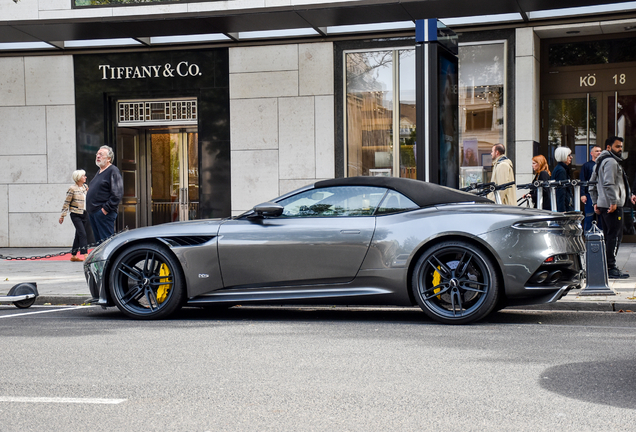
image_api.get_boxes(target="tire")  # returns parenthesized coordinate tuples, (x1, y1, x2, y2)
(412, 240, 499, 324)
(109, 242, 186, 319)
(9, 283, 38, 309)
(14, 298, 36, 309)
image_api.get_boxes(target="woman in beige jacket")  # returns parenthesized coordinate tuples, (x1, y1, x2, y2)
(59, 170, 90, 262)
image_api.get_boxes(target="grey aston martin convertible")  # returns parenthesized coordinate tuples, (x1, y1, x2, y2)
(84, 176, 585, 324)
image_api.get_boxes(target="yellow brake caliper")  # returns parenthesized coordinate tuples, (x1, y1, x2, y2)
(157, 263, 171, 304)
(432, 267, 442, 298)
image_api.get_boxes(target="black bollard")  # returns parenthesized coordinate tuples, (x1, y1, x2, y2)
(579, 222, 616, 296)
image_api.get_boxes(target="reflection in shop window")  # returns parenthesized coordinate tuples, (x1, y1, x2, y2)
(345, 49, 416, 179)
(458, 42, 505, 185)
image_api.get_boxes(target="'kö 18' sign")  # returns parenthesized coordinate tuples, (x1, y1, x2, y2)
(579, 72, 628, 87)
(542, 67, 636, 94)
(99, 62, 202, 80)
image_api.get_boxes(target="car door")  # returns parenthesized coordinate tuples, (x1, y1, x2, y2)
(217, 185, 386, 288)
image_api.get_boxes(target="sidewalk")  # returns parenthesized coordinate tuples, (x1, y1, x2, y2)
(1, 245, 635, 311)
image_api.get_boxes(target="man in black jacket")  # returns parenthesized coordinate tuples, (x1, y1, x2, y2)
(86, 145, 123, 243)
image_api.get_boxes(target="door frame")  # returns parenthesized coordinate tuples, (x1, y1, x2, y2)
(116, 125, 198, 229)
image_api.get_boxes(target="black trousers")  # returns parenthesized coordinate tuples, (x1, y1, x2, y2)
(70, 212, 90, 255)
(598, 207, 623, 269)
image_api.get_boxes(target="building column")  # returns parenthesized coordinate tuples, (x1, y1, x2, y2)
(515, 27, 541, 186)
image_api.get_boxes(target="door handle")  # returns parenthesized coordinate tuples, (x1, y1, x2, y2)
(180, 188, 187, 206)
(340, 230, 361, 234)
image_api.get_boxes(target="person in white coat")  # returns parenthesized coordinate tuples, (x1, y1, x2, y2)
(488, 144, 516, 205)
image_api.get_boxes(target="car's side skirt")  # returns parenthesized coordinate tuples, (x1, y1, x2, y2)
(187, 287, 393, 305)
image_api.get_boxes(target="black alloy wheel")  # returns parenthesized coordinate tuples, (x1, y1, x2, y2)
(109, 243, 185, 319)
(412, 240, 499, 324)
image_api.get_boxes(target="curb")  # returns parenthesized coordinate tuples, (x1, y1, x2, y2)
(1, 296, 632, 313)
(507, 302, 635, 312)
(35, 295, 93, 306)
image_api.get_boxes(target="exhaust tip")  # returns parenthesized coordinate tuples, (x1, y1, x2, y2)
(548, 270, 562, 284)
(533, 271, 548, 284)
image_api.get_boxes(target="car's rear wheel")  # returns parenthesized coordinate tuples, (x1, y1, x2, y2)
(109, 243, 185, 319)
(412, 241, 499, 324)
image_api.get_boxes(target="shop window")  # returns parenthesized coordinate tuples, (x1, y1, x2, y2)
(344, 42, 505, 185)
(344, 49, 416, 179)
(458, 42, 506, 184)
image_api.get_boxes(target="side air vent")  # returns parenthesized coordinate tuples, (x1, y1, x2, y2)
(160, 236, 215, 247)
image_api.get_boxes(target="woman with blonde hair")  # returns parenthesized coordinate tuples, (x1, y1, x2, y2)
(551, 146, 574, 212)
(59, 169, 90, 262)
(529, 155, 551, 210)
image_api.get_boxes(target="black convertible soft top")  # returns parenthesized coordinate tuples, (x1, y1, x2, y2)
(315, 177, 492, 207)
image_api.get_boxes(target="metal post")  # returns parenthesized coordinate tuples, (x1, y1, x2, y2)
(549, 181, 558, 212)
(534, 180, 543, 210)
(571, 179, 581, 212)
(486, 184, 501, 204)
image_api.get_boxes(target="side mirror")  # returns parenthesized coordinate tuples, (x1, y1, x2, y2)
(250, 202, 284, 218)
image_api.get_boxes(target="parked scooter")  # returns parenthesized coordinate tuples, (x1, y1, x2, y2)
(0, 282, 38, 309)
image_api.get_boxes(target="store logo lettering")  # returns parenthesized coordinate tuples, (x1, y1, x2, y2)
(579, 74, 596, 87)
(98, 62, 202, 80)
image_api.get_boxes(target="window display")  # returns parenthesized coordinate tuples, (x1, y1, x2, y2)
(458, 42, 506, 181)
(345, 49, 416, 179)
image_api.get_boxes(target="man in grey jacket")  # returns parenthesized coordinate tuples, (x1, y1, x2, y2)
(589, 136, 630, 279)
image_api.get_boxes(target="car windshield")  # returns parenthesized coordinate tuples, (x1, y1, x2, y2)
(278, 186, 387, 217)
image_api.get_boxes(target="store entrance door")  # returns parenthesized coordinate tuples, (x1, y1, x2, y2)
(542, 91, 636, 179)
(147, 129, 199, 225)
(606, 91, 636, 181)
(116, 128, 199, 229)
(543, 93, 599, 177)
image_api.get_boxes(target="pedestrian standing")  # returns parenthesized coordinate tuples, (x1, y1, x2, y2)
(59, 169, 90, 262)
(551, 147, 574, 212)
(580, 145, 602, 231)
(527, 155, 551, 210)
(589, 136, 630, 279)
(86, 145, 123, 243)
(488, 144, 517, 205)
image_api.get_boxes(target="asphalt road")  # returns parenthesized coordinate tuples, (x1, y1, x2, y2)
(1, 305, 635, 431)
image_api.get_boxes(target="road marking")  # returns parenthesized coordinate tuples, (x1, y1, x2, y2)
(0, 305, 89, 319)
(0, 396, 126, 404)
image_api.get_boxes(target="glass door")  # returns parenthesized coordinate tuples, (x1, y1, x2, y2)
(117, 128, 141, 231)
(606, 91, 636, 236)
(148, 129, 199, 225)
(543, 94, 598, 177)
(606, 91, 636, 182)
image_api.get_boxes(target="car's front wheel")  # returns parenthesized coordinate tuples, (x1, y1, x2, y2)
(412, 241, 499, 324)
(109, 243, 185, 319)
